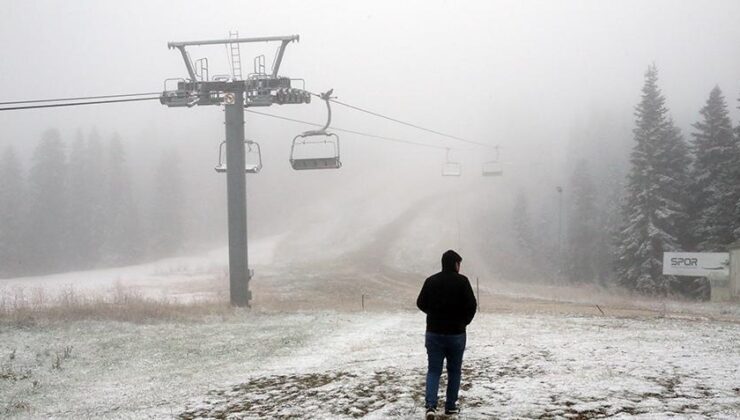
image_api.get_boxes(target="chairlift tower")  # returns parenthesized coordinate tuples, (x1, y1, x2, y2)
(160, 34, 311, 307)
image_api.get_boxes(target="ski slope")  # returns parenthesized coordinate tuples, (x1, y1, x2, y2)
(1, 311, 738, 418)
(2, 187, 739, 418)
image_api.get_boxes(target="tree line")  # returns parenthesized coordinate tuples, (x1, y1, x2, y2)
(0, 129, 185, 278)
(513, 65, 740, 298)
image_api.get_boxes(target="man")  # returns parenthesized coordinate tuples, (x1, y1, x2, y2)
(417, 249, 477, 419)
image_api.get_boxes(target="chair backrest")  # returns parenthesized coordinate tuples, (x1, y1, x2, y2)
(482, 161, 503, 176)
(442, 162, 462, 177)
(289, 132, 341, 170)
(214, 140, 262, 173)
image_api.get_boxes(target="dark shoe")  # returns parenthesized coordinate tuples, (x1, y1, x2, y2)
(425, 406, 436, 420)
(445, 405, 460, 415)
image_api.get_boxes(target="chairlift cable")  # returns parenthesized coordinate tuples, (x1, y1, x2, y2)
(0, 92, 160, 106)
(0, 97, 160, 111)
(0, 89, 493, 154)
(306, 91, 494, 149)
(244, 109, 449, 150)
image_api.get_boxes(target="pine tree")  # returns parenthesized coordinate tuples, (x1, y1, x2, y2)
(67, 131, 93, 267)
(65, 129, 107, 267)
(566, 159, 598, 282)
(512, 190, 534, 255)
(85, 129, 107, 263)
(615, 65, 690, 295)
(103, 133, 140, 264)
(690, 86, 740, 250)
(27, 129, 69, 273)
(0, 146, 26, 277)
(150, 148, 185, 257)
(595, 163, 624, 285)
(562, 110, 632, 285)
(657, 119, 692, 250)
(733, 92, 740, 241)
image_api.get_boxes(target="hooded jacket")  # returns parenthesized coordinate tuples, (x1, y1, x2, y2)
(416, 261, 477, 335)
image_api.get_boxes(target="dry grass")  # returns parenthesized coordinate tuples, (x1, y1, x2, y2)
(0, 283, 236, 326)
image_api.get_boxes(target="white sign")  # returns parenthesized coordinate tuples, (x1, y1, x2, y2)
(663, 252, 729, 277)
(223, 92, 235, 105)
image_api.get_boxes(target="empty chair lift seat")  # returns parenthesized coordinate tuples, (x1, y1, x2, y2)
(290, 156, 342, 170)
(289, 131, 341, 170)
(442, 162, 462, 176)
(482, 161, 503, 176)
(214, 140, 263, 173)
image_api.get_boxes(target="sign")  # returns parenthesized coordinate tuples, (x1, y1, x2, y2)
(223, 92, 235, 105)
(663, 252, 729, 277)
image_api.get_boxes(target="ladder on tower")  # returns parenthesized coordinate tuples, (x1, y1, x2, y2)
(228, 31, 243, 80)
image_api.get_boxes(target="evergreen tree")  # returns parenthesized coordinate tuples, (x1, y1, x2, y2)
(103, 133, 140, 264)
(66, 129, 107, 267)
(0, 147, 26, 277)
(85, 129, 107, 263)
(27, 129, 69, 273)
(733, 92, 740, 241)
(661, 120, 692, 237)
(67, 131, 93, 267)
(562, 110, 631, 285)
(566, 159, 598, 282)
(150, 148, 185, 257)
(509, 189, 544, 281)
(615, 65, 690, 295)
(690, 86, 740, 250)
(595, 164, 624, 285)
(512, 190, 534, 255)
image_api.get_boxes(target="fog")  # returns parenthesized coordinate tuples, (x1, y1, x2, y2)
(1, 0, 740, 285)
(4, 2, 740, 418)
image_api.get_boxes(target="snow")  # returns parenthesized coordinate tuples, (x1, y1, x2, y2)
(1, 311, 738, 418)
(0, 235, 283, 302)
(1, 182, 739, 418)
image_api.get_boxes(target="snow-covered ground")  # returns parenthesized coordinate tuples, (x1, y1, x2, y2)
(2, 187, 739, 418)
(1, 311, 738, 419)
(0, 233, 287, 304)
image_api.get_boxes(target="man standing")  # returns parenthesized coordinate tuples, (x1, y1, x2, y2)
(417, 250, 477, 419)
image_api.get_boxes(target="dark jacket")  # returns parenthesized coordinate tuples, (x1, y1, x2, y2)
(416, 268, 477, 335)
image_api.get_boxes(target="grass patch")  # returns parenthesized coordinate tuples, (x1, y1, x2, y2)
(0, 284, 236, 326)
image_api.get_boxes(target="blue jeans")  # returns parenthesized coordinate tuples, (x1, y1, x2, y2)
(425, 332, 466, 410)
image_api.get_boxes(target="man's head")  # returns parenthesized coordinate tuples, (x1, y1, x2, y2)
(441, 249, 462, 273)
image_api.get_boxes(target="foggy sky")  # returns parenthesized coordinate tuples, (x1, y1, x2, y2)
(1, 0, 740, 261)
(2, 1, 739, 152)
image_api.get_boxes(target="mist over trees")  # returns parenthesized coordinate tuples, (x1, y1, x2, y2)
(565, 160, 598, 283)
(506, 189, 540, 280)
(612, 67, 694, 295)
(503, 65, 740, 299)
(550, 65, 739, 298)
(150, 148, 185, 258)
(27, 129, 69, 273)
(0, 147, 25, 277)
(0, 130, 186, 278)
(690, 86, 740, 251)
(103, 134, 141, 264)
(0, 64, 737, 302)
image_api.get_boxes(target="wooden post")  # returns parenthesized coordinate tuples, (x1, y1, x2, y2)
(476, 277, 480, 311)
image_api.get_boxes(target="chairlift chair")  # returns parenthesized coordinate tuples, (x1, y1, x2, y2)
(289, 90, 342, 170)
(215, 140, 263, 174)
(442, 148, 461, 177)
(481, 146, 503, 176)
(290, 133, 341, 170)
(482, 161, 503, 176)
